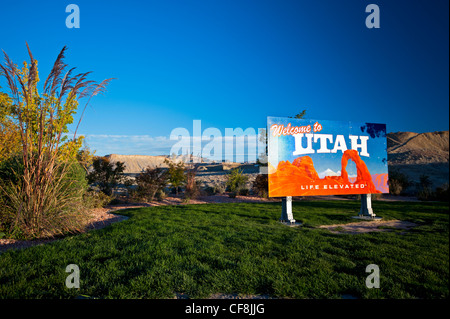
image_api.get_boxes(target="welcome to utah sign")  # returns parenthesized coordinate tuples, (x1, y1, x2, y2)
(267, 117, 389, 197)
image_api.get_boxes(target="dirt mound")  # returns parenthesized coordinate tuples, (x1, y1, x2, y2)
(106, 154, 205, 174)
(105, 154, 171, 173)
(387, 131, 449, 189)
(387, 131, 449, 164)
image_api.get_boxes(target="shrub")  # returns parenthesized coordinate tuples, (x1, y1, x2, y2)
(0, 155, 24, 226)
(64, 159, 89, 194)
(435, 183, 449, 202)
(226, 168, 249, 198)
(389, 179, 404, 196)
(1, 160, 90, 239)
(252, 174, 268, 198)
(87, 157, 126, 196)
(0, 45, 112, 239)
(416, 182, 449, 202)
(213, 181, 226, 194)
(416, 175, 433, 201)
(388, 170, 410, 195)
(184, 165, 200, 201)
(0, 155, 23, 187)
(204, 182, 226, 196)
(134, 166, 168, 201)
(1, 156, 90, 239)
(203, 186, 216, 196)
(155, 188, 168, 201)
(84, 190, 113, 208)
(239, 188, 250, 196)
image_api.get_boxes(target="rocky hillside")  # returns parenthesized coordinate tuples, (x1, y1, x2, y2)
(387, 131, 449, 189)
(387, 131, 449, 164)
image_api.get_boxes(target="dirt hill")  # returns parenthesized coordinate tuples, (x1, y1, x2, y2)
(105, 154, 171, 173)
(387, 131, 449, 189)
(387, 131, 449, 164)
(105, 154, 206, 174)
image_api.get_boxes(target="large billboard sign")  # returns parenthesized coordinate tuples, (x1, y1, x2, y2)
(267, 117, 389, 197)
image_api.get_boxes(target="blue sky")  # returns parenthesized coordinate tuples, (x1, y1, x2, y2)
(1, 0, 448, 157)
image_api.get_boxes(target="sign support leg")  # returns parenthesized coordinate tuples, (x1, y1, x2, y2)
(280, 196, 295, 224)
(359, 193, 375, 218)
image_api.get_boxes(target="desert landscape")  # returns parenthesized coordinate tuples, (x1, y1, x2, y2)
(1, 1, 447, 305)
(106, 130, 449, 195)
(105, 153, 261, 191)
(387, 130, 449, 190)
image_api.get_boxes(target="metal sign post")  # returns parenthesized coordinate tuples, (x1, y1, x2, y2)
(358, 194, 380, 219)
(280, 196, 296, 224)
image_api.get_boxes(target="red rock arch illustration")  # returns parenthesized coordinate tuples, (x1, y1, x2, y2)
(341, 149, 379, 193)
(268, 149, 382, 196)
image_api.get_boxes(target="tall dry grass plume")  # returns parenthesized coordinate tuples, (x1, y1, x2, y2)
(0, 43, 113, 238)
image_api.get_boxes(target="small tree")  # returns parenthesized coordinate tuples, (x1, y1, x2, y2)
(226, 168, 249, 198)
(87, 157, 126, 196)
(291, 109, 307, 119)
(164, 158, 186, 195)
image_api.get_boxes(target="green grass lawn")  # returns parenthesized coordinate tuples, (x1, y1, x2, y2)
(0, 200, 448, 299)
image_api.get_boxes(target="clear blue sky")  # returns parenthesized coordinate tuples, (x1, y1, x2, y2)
(1, 0, 448, 156)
